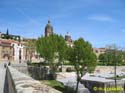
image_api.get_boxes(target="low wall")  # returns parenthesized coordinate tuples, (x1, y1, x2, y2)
(11, 64, 75, 80)
(4, 66, 17, 93)
(6, 66, 61, 93)
(94, 66, 125, 74)
(12, 64, 75, 73)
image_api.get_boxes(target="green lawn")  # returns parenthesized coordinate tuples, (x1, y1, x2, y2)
(40, 80, 65, 92)
(40, 80, 75, 93)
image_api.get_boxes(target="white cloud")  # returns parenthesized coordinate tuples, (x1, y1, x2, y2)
(88, 15, 113, 22)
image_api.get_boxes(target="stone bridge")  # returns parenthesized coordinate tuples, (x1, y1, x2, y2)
(0, 63, 61, 93)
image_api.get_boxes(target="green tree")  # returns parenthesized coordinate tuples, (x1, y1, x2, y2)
(122, 51, 125, 64)
(36, 34, 67, 78)
(98, 45, 123, 66)
(98, 54, 103, 62)
(67, 38, 97, 93)
(56, 35, 68, 71)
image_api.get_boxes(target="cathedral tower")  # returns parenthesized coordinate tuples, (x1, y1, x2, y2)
(65, 32, 72, 42)
(65, 32, 73, 47)
(45, 20, 53, 37)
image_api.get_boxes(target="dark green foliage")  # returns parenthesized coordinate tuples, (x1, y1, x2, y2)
(98, 47, 124, 66)
(6, 29, 9, 35)
(67, 38, 97, 74)
(36, 34, 67, 75)
(1, 30, 21, 41)
(67, 38, 97, 93)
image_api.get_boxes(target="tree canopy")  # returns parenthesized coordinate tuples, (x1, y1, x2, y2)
(67, 38, 97, 93)
(36, 34, 67, 71)
(98, 47, 124, 66)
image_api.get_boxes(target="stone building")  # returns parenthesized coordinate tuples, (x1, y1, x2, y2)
(23, 38, 39, 62)
(93, 48, 107, 57)
(44, 20, 73, 47)
(65, 32, 73, 47)
(0, 39, 14, 61)
(45, 20, 53, 37)
(0, 30, 26, 62)
(0, 39, 26, 62)
(0, 29, 21, 41)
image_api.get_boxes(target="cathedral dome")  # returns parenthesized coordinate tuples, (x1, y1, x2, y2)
(45, 20, 53, 37)
(65, 32, 72, 42)
(45, 20, 53, 32)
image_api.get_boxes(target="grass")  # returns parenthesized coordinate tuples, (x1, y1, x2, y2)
(41, 80, 64, 88)
(106, 75, 125, 80)
(40, 80, 75, 93)
(40, 80, 65, 92)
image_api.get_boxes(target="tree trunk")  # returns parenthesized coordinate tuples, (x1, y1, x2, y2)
(76, 79, 80, 93)
(76, 70, 80, 93)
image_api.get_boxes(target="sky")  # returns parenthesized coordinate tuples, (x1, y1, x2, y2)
(0, 0, 125, 48)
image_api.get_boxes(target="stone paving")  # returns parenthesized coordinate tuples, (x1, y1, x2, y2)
(0, 63, 6, 93)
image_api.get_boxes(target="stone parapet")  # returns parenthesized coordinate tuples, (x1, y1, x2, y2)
(7, 66, 61, 93)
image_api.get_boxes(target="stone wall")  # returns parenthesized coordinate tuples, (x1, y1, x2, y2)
(94, 66, 125, 74)
(12, 64, 75, 80)
(4, 66, 17, 93)
(6, 66, 61, 93)
(81, 79, 125, 93)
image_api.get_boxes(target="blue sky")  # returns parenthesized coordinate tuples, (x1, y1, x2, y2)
(0, 0, 125, 48)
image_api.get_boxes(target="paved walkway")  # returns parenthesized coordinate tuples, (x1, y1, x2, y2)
(0, 63, 6, 93)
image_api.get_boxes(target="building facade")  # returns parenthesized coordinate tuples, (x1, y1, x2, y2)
(0, 39, 14, 61)
(93, 48, 107, 57)
(0, 30, 26, 62)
